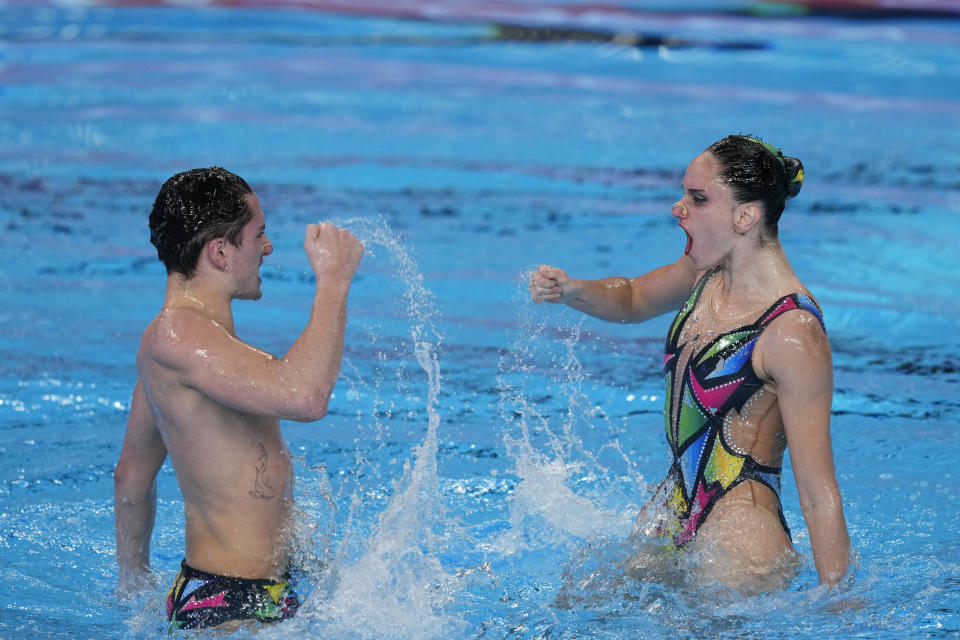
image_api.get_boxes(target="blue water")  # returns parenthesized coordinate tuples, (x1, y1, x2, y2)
(1, 2, 959, 638)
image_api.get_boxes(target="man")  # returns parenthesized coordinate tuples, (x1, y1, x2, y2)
(113, 167, 363, 630)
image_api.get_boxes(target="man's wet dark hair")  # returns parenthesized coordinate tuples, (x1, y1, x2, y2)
(707, 134, 804, 236)
(149, 167, 253, 277)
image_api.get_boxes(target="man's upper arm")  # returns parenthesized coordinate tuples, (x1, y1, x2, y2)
(116, 380, 167, 485)
(149, 309, 324, 421)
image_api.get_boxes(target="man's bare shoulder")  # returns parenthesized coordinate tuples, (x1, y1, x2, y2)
(140, 307, 233, 370)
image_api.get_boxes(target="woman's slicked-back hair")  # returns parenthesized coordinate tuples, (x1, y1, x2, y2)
(707, 135, 804, 235)
(148, 167, 253, 277)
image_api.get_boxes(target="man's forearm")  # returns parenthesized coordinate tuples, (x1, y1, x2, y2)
(275, 279, 351, 418)
(114, 477, 157, 578)
(304, 278, 350, 392)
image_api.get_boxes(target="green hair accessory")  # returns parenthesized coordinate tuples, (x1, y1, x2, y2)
(745, 136, 802, 187)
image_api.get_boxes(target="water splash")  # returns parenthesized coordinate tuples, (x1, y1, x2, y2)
(293, 216, 465, 639)
(493, 269, 637, 553)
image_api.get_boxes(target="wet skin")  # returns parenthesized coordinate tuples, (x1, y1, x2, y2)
(529, 151, 849, 589)
(115, 193, 364, 589)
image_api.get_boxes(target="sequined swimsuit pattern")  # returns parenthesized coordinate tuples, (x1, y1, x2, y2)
(659, 268, 826, 546)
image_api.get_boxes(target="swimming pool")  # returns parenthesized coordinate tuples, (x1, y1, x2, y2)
(1, 1, 959, 638)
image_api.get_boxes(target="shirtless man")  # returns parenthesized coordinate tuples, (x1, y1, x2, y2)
(113, 167, 363, 629)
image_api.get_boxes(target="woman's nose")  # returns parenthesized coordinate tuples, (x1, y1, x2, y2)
(261, 239, 273, 255)
(672, 201, 688, 219)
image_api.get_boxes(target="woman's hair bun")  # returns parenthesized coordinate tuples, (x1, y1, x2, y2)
(783, 156, 804, 198)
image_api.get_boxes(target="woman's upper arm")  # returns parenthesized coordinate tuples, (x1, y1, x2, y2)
(758, 312, 837, 502)
(626, 256, 700, 322)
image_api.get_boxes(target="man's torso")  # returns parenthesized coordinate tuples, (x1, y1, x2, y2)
(139, 310, 295, 579)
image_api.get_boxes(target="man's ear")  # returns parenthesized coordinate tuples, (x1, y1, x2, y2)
(734, 202, 763, 235)
(205, 237, 229, 271)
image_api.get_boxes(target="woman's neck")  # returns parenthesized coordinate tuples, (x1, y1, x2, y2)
(714, 238, 798, 313)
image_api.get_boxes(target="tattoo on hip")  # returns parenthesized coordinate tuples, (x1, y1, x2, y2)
(249, 444, 277, 500)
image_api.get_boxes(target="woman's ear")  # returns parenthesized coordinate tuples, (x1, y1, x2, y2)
(734, 202, 763, 235)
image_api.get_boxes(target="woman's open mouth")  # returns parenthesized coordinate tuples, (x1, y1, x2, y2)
(683, 228, 692, 255)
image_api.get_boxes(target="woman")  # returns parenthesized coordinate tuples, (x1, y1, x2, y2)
(529, 135, 849, 588)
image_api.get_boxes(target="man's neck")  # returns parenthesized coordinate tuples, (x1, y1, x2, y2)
(163, 273, 235, 333)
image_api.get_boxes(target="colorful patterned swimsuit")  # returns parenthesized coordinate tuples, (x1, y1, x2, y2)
(660, 268, 825, 546)
(167, 559, 300, 629)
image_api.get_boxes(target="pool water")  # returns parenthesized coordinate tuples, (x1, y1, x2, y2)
(1, 2, 959, 638)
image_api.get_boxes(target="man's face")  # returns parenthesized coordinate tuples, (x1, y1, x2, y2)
(230, 192, 273, 301)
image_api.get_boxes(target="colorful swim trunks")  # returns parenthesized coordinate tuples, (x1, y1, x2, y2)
(166, 560, 300, 629)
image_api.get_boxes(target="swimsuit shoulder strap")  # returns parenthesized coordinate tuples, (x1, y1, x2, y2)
(691, 266, 720, 299)
(757, 292, 826, 333)
(667, 267, 720, 346)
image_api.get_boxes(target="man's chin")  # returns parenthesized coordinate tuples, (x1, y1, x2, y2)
(235, 288, 263, 301)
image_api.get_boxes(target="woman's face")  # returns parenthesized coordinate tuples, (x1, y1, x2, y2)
(672, 152, 738, 270)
